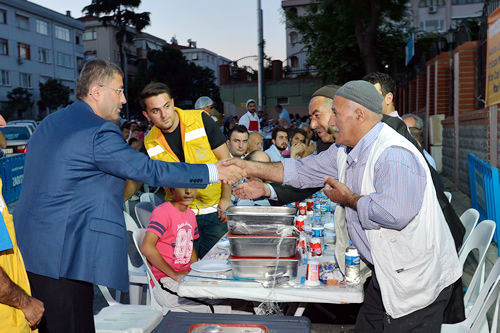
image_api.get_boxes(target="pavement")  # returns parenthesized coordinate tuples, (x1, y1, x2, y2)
(6, 175, 499, 332)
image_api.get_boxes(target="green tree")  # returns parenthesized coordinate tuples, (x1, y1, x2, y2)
(39, 79, 70, 113)
(285, 0, 410, 83)
(129, 47, 220, 110)
(7, 88, 32, 119)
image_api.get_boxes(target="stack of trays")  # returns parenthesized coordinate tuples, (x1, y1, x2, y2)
(225, 206, 299, 280)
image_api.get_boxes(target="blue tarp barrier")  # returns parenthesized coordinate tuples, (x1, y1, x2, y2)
(468, 152, 500, 254)
(0, 154, 26, 204)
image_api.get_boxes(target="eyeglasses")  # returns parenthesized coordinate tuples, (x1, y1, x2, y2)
(99, 84, 124, 96)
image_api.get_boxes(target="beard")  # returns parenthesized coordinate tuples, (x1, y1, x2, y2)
(276, 144, 287, 151)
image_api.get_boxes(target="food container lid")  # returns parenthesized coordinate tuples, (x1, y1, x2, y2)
(227, 232, 298, 238)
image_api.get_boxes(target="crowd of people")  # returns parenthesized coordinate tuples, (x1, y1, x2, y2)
(0, 59, 467, 333)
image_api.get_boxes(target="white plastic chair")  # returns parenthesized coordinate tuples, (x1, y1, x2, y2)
(444, 191, 452, 202)
(135, 201, 155, 228)
(123, 211, 150, 305)
(132, 229, 187, 315)
(459, 220, 496, 316)
(441, 257, 500, 333)
(140, 192, 164, 208)
(94, 285, 162, 333)
(458, 208, 480, 255)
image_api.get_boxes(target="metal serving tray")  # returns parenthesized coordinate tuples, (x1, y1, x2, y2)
(227, 233, 298, 257)
(229, 255, 299, 280)
(226, 206, 297, 235)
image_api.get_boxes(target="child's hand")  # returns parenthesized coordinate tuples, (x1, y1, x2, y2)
(173, 269, 190, 281)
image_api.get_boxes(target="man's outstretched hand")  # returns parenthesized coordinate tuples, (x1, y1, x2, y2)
(215, 159, 246, 185)
(324, 176, 361, 209)
(233, 178, 270, 199)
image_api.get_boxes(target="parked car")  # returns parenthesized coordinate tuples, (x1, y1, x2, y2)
(8, 119, 37, 129)
(0, 125, 31, 156)
(7, 122, 35, 135)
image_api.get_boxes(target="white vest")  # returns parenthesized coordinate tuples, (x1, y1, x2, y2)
(334, 124, 461, 318)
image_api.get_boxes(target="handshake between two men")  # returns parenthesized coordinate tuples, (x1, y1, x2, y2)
(221, 157, 360, 210)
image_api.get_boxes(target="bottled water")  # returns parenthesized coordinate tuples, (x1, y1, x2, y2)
(312, 215, 324, 254)
(345, 240, 360, 284)
(320, 194, 331, 223)
(313, 192, 322, 216)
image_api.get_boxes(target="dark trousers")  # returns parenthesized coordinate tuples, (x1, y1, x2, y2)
(27, 271, 95, 333)
(355, 272, 453, 333)
(194, 212, 228, 259)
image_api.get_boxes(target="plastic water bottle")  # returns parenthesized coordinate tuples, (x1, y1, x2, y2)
(321, 194, 331, 223)
(313, 192, 322, 216)
(312, 215, 324, 254)
(345, 240, 360, 284)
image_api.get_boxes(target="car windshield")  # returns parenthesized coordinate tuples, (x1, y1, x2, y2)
(0, 127, 30, 140)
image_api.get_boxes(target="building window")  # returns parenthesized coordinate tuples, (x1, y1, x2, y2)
(16, 14, 29, 30)
(277, 97, 289, 105)
(0, 38, 7, 56)
(83, 29, 96, 40)
(17, 43, 30, 60)
(39, 48, 51, 63)
(452, 0, 483, 3)
(19, 73, 32, 88)
(36, 19, 48, 35)
(290, 56, 299, 68)
(57, 52, 72, 67)
(55, 25, 70, 41)
(75, 34, 81, 45)
(0, 10, 6, 24)
(419, 19, 445, 32)
(0, 70, 9, 86)
(419, 0, 445, 6)
(289, 31, 298, 45)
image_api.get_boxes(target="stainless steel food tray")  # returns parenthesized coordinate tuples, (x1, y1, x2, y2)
(227, 234, 298, 257)
(226, 206, 297, 235)
(229, 255, 299, 280)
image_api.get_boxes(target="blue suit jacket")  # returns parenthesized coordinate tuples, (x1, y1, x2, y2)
(14, 100, 210, 291)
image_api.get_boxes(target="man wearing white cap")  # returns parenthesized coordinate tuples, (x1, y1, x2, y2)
(238, 99, 260, 133)
(227, 80, 461, 331)
(194, 96, 214, 116)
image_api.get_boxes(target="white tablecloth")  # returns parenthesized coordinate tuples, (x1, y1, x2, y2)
(177, 241, 364, 304)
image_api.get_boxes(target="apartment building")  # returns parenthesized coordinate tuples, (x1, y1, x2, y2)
(413, 0, 484, 35)
(281, 0, 310, 73)
(181, 45, 231, 86)
(0, 0, 84, 119)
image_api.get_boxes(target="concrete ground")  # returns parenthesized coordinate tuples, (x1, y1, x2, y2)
(7, 175, 499, 332)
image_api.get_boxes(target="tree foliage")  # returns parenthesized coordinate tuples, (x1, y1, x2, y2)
(285, 0, 410, 84)
(39, 79, 70, 113)
(128, 47, 220, 113)
(6, 88, 32, 119)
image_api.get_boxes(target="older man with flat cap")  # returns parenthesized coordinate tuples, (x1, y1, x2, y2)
(227, 80, 461, 332)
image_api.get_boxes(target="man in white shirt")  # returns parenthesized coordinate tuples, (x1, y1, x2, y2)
(238, 99, 260, 133)
(264, 126, 288, 162)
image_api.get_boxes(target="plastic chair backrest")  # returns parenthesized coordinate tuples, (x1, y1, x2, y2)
(135, 201, 155, 228)
(444, 191, 452, 202)
(140, 193, 164, 208)
(460, 220, 496, 309)
(467, 258, 500, 333)
(98, 285, 119, 306)
(441, 258, 500, 333)
(459, 208, 480, 254)
(132, 229, 186, 314)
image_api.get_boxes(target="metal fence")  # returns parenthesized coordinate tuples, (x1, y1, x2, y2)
(468, 152, 500, 253)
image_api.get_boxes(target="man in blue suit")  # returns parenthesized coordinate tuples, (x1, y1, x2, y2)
(13, 59, 244, 333)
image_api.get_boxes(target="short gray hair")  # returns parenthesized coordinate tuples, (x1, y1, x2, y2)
(76, 59, 123, 99)
(402, 114, 423, 130)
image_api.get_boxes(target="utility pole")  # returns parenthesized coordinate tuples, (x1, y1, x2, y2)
(257, 0, 264, 112)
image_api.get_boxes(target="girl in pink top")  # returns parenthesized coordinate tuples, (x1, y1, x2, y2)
(141, 188, 199, 281)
